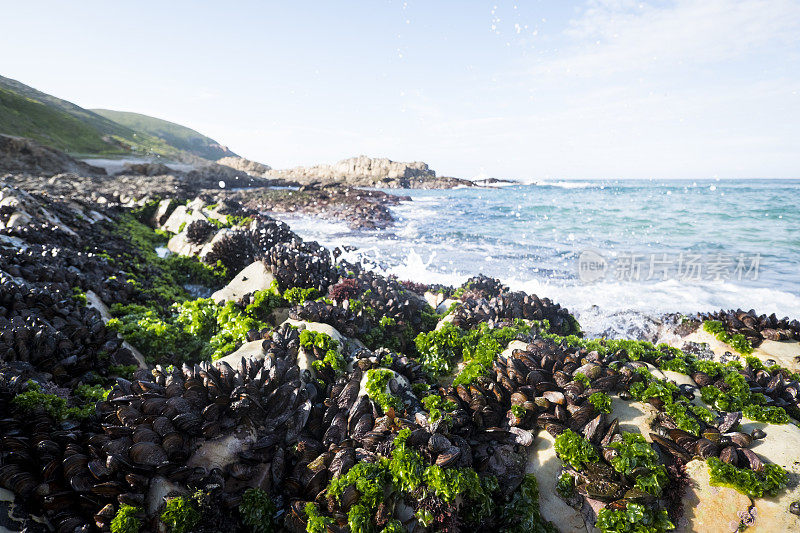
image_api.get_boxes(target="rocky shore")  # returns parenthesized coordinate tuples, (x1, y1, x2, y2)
(1, 141, 800, 533)
(222, 155, 476, 190)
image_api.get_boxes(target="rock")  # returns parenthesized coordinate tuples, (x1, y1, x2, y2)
(501, 340, 529, 359)
(85, 290, 147, 369)
(740, 417, 800, 532)
(0, 134, 106, 176)
(610, 394, 660, 437)
(153, 198, 176, 226)
(436, 298, 458, 315)
(215, 340, 266, 367)
(525, 431, 589, 532)
(146, 477, 187, 516)
(187, 427, 257, 472)
(282, 319, 347, 348)
(161, 204, 209, 234)
(167, 230, 207, 256)
(357, 367, 410, 399)
(676, 460, 753, 533)
(210, 261, 276, 304)
(263, 155, 473, 189)
(0, 486, 49, 533)
(424, 291, 444, 310)
(677, 330, 800, 372)
(217, 156, 272, 176)
(4, 210, 32, 228)
(116, 162, 173, 176)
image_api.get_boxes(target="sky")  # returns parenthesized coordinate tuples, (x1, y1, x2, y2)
(1, 0, 799, 180)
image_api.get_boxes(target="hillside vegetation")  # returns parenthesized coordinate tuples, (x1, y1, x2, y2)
(92, 109, 235, 161)
(0, 75, 231, 160)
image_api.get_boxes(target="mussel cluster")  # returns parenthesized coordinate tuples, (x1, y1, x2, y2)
(262, 239, 337, 292)
(0, 272, 133, 383)
(451, 275, 578, 335)
(249, 217, 297, 253)
(459, 336, 780, 519)
(703, 308, 800, 344)
(289, 301, 367, 338)
(185, 220, 216, 245)
(0, 368, 96, 533)
(290, 270, 435, 352)
(204, 229, 258, 275)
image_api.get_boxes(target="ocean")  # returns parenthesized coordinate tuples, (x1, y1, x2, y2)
(275, 179, 800, 338)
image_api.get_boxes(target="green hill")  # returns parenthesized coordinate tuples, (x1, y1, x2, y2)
(0, 75, 234, 160)
(92, 109, 235, 161)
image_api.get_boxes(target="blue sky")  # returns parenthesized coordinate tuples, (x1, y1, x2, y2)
(1, 0, 799, 179)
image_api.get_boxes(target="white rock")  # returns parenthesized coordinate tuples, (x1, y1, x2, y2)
(676, 459, 752, 533)
(161, 204, 208, 234)
(211, 261, 276, 303)
(85, 290, 147, 369)
(187, 427, 256, 472)
(187, 197, 206, 212)
(424, 291, 444, 309)
(435, 313, 455, 330)
(167, 231, 206, 257)
(215, 340, 266, 367)
(282, 319, 347, 347)
(740, 417, 800, 532)
(525, 431, 589, 533)
(436, 298, 459, 315)
(153, 198, 175, 225)
(146, 477, 186, 515)
(501, 340, 529, 359)
(5, 210, 32, 228)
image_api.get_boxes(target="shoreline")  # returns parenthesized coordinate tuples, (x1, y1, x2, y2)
(1, 173, 800, 532)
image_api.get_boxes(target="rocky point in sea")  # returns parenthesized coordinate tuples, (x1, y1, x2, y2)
(1, 169, 800, 533)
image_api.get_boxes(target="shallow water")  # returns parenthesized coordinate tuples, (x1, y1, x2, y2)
(272, 179, 800, 337)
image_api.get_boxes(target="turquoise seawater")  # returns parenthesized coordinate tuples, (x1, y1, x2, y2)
(280, 179, 800, 336)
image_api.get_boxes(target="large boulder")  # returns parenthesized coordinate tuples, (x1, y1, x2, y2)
(161, 204, 209, 234)
(0, 134, 106, 176)
(211, 261, 276, 304)
(216, 156, 272, 176)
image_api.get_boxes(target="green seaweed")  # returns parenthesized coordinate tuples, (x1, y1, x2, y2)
(365, 368, 403, 412)
(742, 404, 789, 424)
(595, 502, 674, 533)
(421, 394, 457, 425)
(553, 429, 598, 470)
(12, 380, 110, 421)
(283, 286, 320, 304)
(703, 320, 753, 355)
(300, 330, 346, 375)
(588, 392, 613, 414)
(608, 433, 668, 496)
(304, 502, 333, 533)
(706, 457, 788, 498)
(499, 474, 557, 533)
(71, 286, 87, 306)
(110, 505, 142, 533)
(160, 496, 200, 533)
(239, 488, 276, 533)
(556, 472, 575, 498)
(413, 320, 536, 384)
